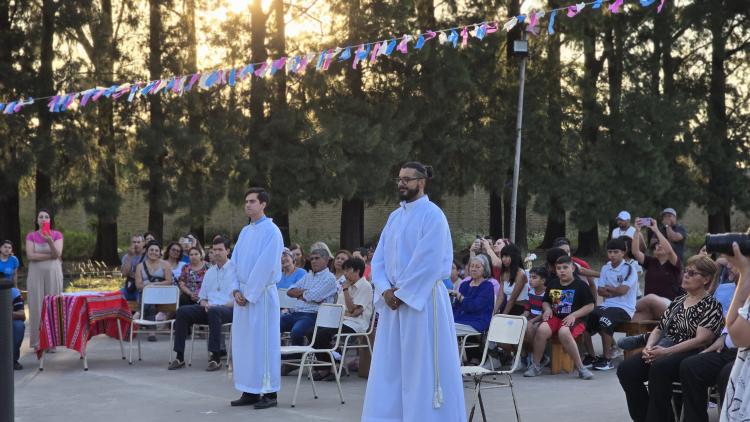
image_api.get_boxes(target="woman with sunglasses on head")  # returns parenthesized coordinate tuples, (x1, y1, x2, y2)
(617, 255, 723, 422)
(135, 240, 174, 341)
(25, 209, 64, 351)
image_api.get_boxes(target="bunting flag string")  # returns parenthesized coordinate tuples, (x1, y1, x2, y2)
(0, 0, 667, 116)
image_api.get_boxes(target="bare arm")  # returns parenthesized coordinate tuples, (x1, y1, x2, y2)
(342, 288, 363, 317)
(48, 237, 63, 260)
(135, 263, 146, 290)
(632, 226, 646, 264)
(569, 302, 595, 319)
(664, 326, 715, 354)
(650, 220, 678, 266)
(665, 225, 684, 243)
(502, 270, 527, 314)
(481, 239, 502, 268)
(25, 239, 52, 261)
(158, 262, 174, 285)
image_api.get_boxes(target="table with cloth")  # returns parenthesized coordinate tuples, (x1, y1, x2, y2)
(36, 291, 132, 370)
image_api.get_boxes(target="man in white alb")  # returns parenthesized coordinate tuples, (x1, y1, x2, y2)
(230, 188, 284, 410)
(362, 162, 466, 422)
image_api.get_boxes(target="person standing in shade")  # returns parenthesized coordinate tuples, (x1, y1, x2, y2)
(26, 209, 64, 351)
(230, 188, 284, 410)
(362, 162, 466, 422)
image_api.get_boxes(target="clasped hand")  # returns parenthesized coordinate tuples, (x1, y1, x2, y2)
(383, 288, 402, 310)
(642, 345, 669, 363)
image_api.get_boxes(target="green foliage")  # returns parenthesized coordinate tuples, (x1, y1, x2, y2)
(61, 230, 97, 261)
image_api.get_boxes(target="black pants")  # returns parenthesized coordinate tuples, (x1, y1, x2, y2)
(173, 304, 233, 355)
(617, 349, 699, 422)
(313, 325, 356, 363)
(679, 347, 737, 422)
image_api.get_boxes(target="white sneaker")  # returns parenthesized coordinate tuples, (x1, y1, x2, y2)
(155, 312, 167, 321)
(523, 362, 543, 377)
(610, 346, 623, 359)
(577, 367, 594, 380)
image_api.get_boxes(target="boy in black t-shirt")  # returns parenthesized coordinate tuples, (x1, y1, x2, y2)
(524, 255, 595, 380)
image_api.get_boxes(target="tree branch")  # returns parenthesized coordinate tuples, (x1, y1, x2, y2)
(72, 27, 96, 61)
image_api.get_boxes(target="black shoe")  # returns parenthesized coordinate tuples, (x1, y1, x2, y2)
(581, 354, 596, 369)
(14, 361, 23, 370)
(593, 357, 614, 371)
(254, 395, 278, 410)
(231, 392, 260, 407)
(617, 333, 648, 351)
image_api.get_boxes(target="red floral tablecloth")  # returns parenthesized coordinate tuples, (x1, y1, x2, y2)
(37, 291, 132, 358)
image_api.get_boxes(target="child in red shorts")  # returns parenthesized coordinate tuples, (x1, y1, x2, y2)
(524, 255, 595, 379)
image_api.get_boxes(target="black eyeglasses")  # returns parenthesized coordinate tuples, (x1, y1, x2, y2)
(684, 269, 706, 278)
(393, 177, 424, 185)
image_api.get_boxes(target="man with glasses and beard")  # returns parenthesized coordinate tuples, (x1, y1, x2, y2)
(361, 162, 465, 422)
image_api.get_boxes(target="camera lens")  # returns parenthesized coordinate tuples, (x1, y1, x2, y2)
(705, 233, 750, 256)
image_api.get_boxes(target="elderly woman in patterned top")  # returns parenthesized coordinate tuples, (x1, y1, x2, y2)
(617, 255, 724, 422)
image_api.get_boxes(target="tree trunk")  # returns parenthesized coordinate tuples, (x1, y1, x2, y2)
(0, 179, 22, 267)
(147, 0, 165, 240)
(270, 0, 290, 244)
(489, 188, 504, 240)
(91, 0, 120, 264)
(705, 8, 731, 234)
(249, 0, 268, 132)
(340, 198, 365, 251)
(539, 2, 566, 250)
(540, 195, 566, 249)
(576, 225, 599, 257)
(183, 0, 204, 243)
(35, 0, 55, 212)
(337, 0, 365, 250)
(576, 21, 603, 257)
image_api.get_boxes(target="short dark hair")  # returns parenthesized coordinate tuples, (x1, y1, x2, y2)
(290, 243, 302, 251)
(164, 241, 183, 259)
(1, 240, 12, 248)
(546, 248, 568, 267)
(245, 187, 270, 205)
(145, 240, 162, 251)
(144, 231, 157, 241)
(355, 247, 368, 256)
(552, 237, 571, 248)
(555, 255, 573, 266)
(342, 257, 366, 277)
(606, 238, 627, 252)
(401, 161, 434, 180)
(529, 266, 548, 279)
(212, 235, 231, 250)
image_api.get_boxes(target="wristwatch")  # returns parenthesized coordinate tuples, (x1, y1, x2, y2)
(342, 287, 349, 292)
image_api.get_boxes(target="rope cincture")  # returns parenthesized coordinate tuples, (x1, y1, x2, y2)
(432, 280, 443, 409)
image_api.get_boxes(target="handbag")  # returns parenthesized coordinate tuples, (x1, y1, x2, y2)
(655, 301, 682, 347)
(124, 276, 137, 294)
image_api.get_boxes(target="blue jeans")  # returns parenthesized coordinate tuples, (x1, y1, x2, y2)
(280, 312, 316, 345)
(13, 320, 25, 362)
(120, 287, 140, 302)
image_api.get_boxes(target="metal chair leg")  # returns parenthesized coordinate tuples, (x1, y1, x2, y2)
(508, 374, 522, 422)
(329, 351, 345, 404)
(188, 325, 196, 366)
(128, 321, 135, 364)
(117, 321, 125, 359)
(478, 388, 487, 422)
(291, 352, 306, 408)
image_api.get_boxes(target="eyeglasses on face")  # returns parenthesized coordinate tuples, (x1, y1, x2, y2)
(393, 177, 424, 185)
(684, 269, 706, 278)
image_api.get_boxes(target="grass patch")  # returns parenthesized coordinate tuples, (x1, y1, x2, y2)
(65, 276, 123, 293)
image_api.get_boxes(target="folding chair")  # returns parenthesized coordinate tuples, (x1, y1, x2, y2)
(280, 303, 345, 407)
(457, 329, 484, 364)
(278, 288, 298, 345)
(187, 322, 233, 371)
(461, 314, 527, 422)
(128, 285, 180, 364)
(336, 311, 376, 378)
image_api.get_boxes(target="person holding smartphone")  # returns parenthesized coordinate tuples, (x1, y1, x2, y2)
(25, 208, 64, 351)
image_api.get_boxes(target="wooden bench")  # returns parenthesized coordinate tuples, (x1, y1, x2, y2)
(550, 335, 574, 374)
(614, 320, 659, 359)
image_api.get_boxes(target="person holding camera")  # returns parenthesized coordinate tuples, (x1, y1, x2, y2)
(647, 208, 688, 264)
(720, 241, 750, 421)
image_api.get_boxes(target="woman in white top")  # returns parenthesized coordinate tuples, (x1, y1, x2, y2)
(498, 244, 528, 315)
(164, 241, 187, 280)
(311, 257, 373, 381)
(333, 249, 352, 288)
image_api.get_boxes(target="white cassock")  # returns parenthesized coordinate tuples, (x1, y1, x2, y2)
(362, 195, 466, 422)
(231, 217, 284, 394)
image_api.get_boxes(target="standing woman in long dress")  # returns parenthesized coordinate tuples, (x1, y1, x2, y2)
(26, 209, 64, 351)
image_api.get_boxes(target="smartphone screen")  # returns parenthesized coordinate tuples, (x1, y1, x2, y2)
(41, 221, 51, 236)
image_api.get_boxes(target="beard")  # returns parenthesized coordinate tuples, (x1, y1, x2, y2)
(398, 186, 420, 201)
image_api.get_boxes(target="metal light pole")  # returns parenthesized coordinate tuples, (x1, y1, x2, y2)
(509, 31, 528, 244)
(0, 276, 14, 422)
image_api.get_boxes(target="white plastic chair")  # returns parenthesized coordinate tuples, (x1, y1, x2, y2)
(280, 303, 345, 408)
(187, 322, 232, 371)
(461, 314, 527, 422)
(336, 311, 376, 378)
(128, 285, 180, 364)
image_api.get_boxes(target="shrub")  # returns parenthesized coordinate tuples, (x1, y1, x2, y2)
(61, 230, 96, 261)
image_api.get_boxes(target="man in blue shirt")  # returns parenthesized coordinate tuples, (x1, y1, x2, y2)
(11, 287, 26, 370)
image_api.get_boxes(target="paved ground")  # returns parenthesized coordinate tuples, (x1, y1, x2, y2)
(12, 333, 721, 422)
